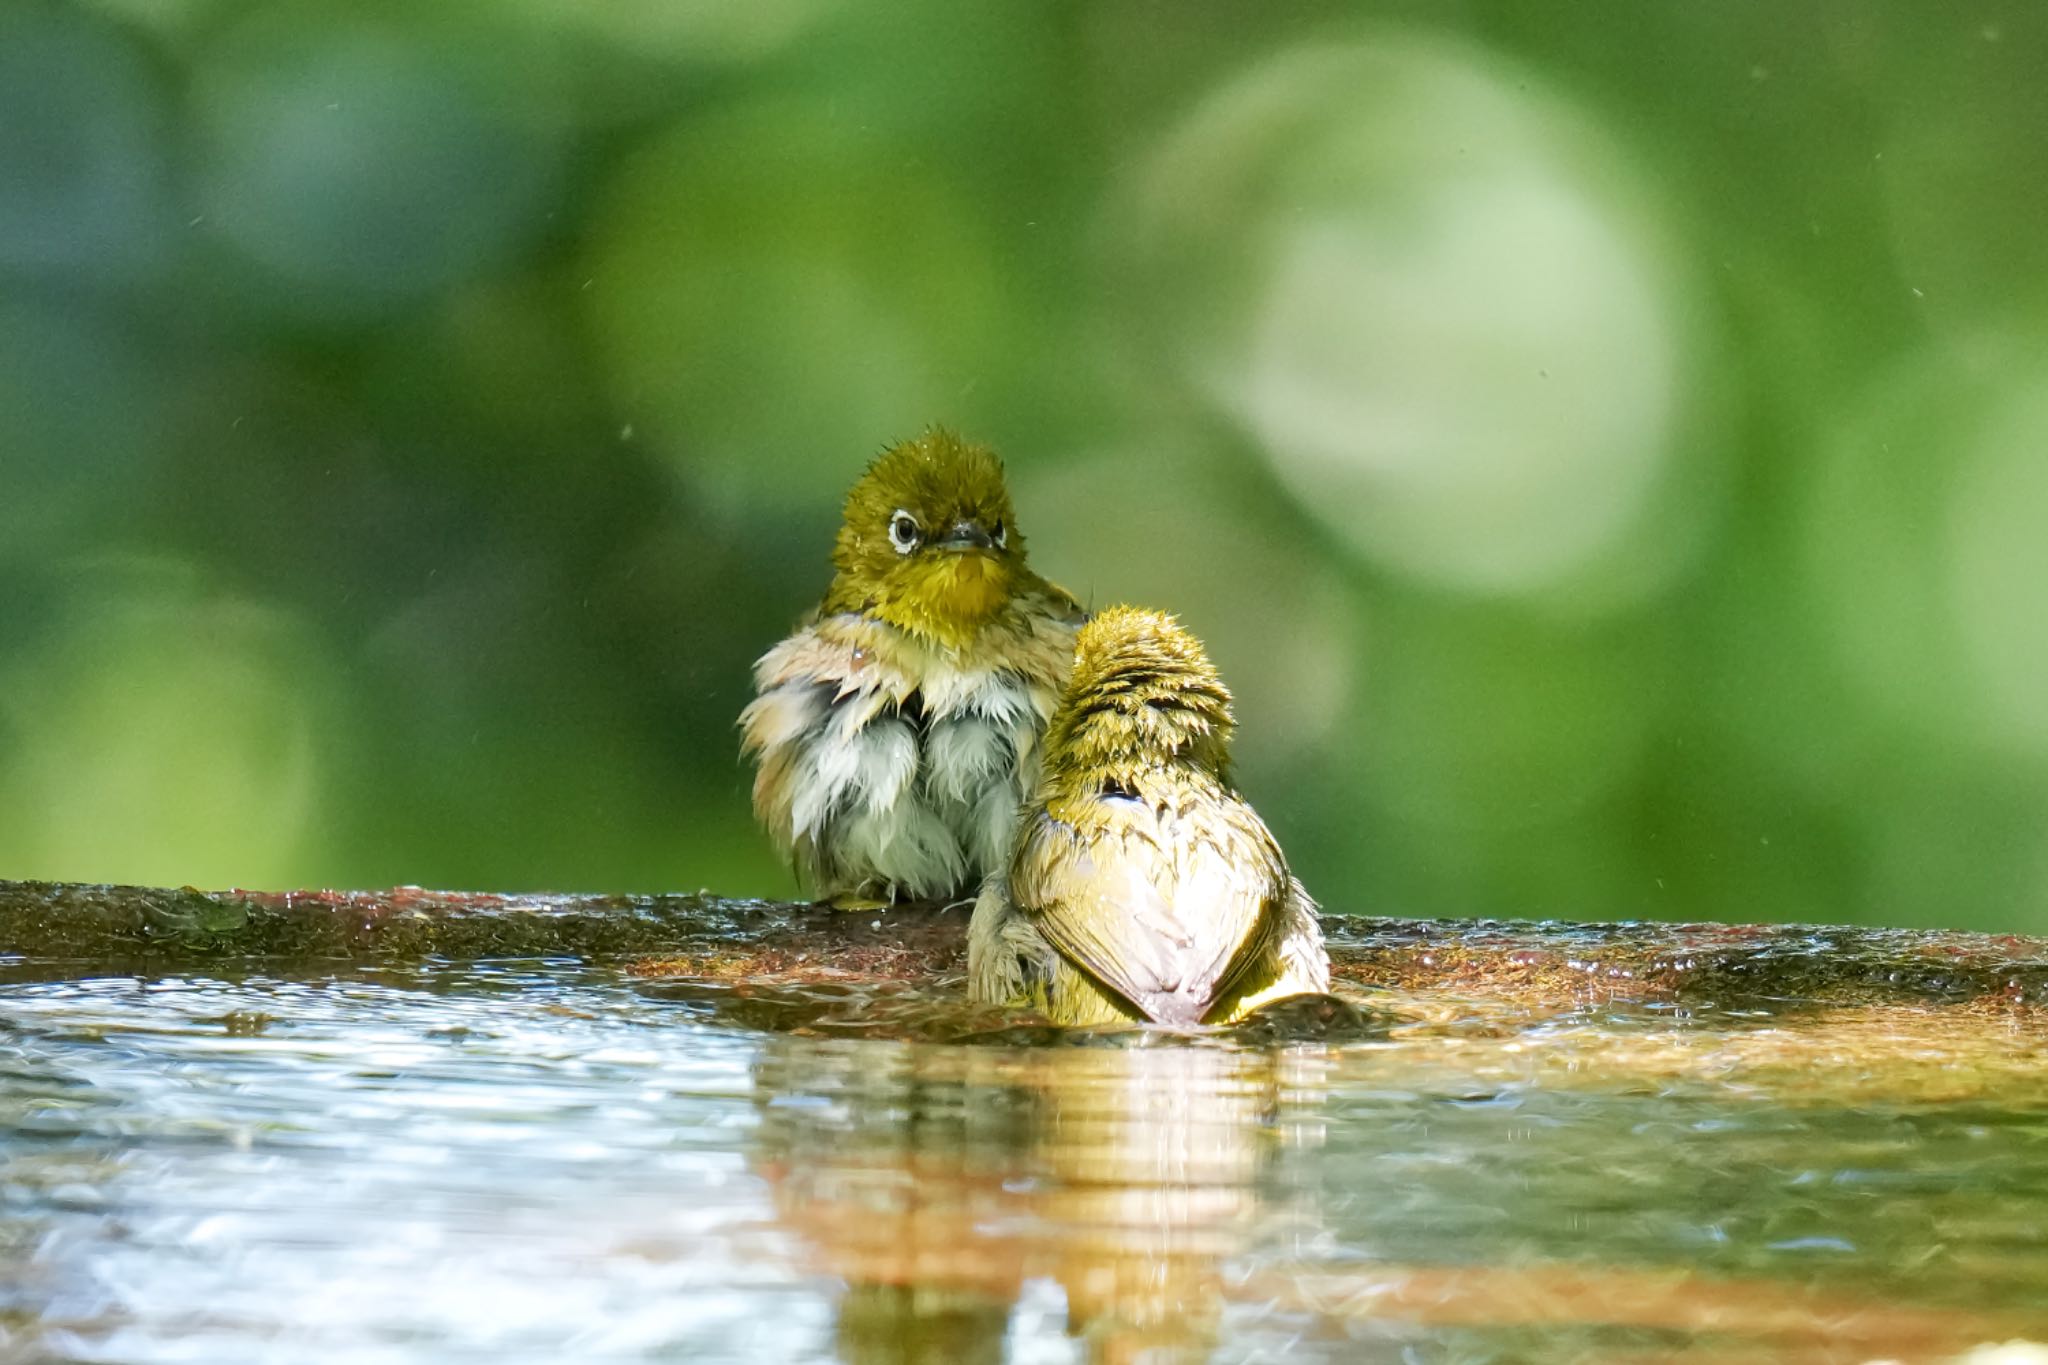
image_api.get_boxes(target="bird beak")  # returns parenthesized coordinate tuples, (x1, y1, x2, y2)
(936, 519, 996, 552)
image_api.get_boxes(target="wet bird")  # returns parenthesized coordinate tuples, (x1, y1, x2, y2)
(968, 606, 1329, 1026)
(741, 429, 1084, 907)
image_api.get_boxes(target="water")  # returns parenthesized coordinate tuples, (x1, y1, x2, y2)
(2, 961, 2046, 1364)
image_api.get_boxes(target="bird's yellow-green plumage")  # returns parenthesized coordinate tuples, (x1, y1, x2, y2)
(967, 606, 1330, 1026)
(822, 433, 1029, 650)
(740, 430, 1083, 905)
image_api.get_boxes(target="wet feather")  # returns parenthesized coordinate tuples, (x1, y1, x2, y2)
(969, 606, 1329, 1025)
(740, 430, 1083, 903)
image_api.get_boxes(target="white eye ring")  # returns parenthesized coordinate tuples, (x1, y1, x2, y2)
(991, 519, 1007, 549)
(887, 510, 920, 554)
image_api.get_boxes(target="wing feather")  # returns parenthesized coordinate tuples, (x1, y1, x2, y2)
(1010, 798, 1287, 1026)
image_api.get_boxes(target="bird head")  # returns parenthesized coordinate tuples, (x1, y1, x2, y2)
(1044, 606, 1235, 783)
(827, 429, 1027, 646)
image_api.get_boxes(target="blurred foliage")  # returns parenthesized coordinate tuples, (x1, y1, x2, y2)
(3, 0, 2047, 930)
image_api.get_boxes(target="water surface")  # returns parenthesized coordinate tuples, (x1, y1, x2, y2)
(3, 960, 2045, 1363)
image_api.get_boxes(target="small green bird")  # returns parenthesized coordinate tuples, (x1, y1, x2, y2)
(968, 606, 1329, 1026)
(740, 430, 1084, 906)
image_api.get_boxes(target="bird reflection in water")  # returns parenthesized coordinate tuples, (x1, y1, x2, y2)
(747, 1033, 1333, 1364)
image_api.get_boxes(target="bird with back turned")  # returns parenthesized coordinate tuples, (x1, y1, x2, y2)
(968, 605, 1330, 1026)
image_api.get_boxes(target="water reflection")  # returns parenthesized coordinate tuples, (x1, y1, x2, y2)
(751, 1036, 1333, 1363)
(0, 965, 2044, 1362)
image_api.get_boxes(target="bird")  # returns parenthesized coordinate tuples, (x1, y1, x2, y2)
(967, 605, 1329, 1026)
(740, 429, 1085, 908)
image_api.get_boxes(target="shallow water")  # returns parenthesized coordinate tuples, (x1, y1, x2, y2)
(2, 961, 2046, 1364)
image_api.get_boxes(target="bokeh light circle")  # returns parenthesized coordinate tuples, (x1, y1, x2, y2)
(0, 558, 326, 888)
(0, 4, 168, 286)
(1124, 37, 1698, 601)
(1805, 336, 2048, 758)
(190, 7, 565, 319)
(1943, 366, 2048, 752)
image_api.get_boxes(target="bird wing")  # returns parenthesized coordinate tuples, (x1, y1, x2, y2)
(1010, 799, 1287, 1026)
(1045, 582, 1089, 627)
(1018, 573, 1089, 630)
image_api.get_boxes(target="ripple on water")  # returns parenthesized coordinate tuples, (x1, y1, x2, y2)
(2, 962, 2046, 1363)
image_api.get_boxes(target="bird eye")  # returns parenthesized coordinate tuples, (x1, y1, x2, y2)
(887, 510, 921, 554)
(991, 519, 1007, 548)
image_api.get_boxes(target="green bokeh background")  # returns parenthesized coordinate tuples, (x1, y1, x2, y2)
(5, 0, 2047, 930)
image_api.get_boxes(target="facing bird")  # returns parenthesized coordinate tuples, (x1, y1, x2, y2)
(740, 429, 1084, 907)
(968, 606, 1330, 1026)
